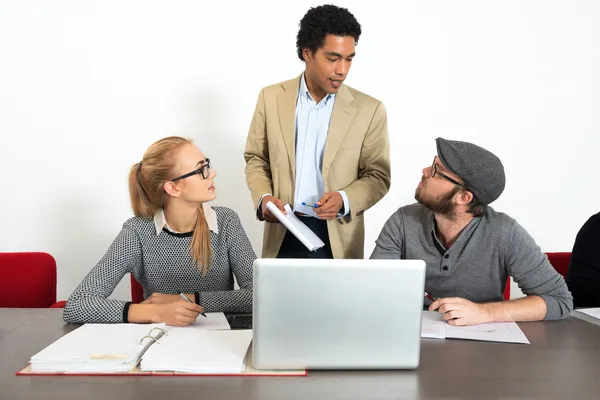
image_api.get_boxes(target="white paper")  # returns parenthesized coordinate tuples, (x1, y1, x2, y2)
(141, 330, 253, 373)
(266, 202, 325, 251)
(191, 312, 231, 330)
(29, 323, 166, 373)
(421, 311, 446, 339)
(445, 321, 530, 344)
(420, 311, 530, 344)
(577, 308, 600, 320)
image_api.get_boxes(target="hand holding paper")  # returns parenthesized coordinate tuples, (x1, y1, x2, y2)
(265, 202, 325, 251)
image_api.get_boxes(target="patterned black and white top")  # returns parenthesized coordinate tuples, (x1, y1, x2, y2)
(63, 206, 256, 324)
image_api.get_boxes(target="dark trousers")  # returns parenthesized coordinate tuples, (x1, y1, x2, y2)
(277, 216, 334, 259)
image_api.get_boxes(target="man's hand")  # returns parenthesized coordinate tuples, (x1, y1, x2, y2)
(141, 293, 191, 305)
(315, 192, 344, 220)
(261, 195, 286, 223)
(429, 297, 491, 326)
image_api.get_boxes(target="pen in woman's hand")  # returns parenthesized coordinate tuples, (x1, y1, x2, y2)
(179, 292, 206, 318)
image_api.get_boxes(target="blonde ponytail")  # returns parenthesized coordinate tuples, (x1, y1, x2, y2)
(191, 205, 212, 275)
(128, 136, 213, 275)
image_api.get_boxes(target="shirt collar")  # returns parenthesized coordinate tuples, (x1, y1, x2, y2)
(299, 73, 334, 105)
(153, 203, 219, 235)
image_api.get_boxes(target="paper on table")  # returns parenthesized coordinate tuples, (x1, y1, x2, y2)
(421, 311, 446, 339)
(420, 311, 530, 344)
(577, 308, 600, 320)
(445, 321, 530, 344)
(266, 202, 325, 251)
(29, 323, 167, 373)
(140, 330, 253, 373)
(191, 312, 231, 330)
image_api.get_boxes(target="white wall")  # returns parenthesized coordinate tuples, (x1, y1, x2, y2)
(1, 0, 598, 301)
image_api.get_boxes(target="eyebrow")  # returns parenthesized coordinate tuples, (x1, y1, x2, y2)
(325, 51, 356, 58)
(434, 157, 452, 174)
(195, 159, 208, 167)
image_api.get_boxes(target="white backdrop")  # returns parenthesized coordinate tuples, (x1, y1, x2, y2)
(1, 0, 598, 301)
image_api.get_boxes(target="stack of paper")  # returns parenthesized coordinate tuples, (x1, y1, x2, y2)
(421, 311, 530, 344)
(140, 330, 253, 373)
(577, 308, 600, 320)
(30, 323, 166, 373)
(266, 202, 325, 251)
(28, 312, 233, 373)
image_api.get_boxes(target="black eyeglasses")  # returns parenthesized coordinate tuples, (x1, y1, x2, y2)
(171, 158, 211, 181)
(431, 157, 466, 188)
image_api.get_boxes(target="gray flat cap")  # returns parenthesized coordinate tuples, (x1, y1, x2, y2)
(436, 138, 505, 205)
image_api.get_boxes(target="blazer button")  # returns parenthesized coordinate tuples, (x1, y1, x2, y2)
(442, 266, 449, 271)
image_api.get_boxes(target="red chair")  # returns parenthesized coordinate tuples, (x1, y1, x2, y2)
(503, 252, 571, 301)
(0, 252, 64, 308)
(503, 279, 511, 300)
(130, 274, 145, 303)
(545, 252, 570, 278)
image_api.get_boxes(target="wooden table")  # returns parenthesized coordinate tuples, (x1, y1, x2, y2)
(1, 309, 599, 400)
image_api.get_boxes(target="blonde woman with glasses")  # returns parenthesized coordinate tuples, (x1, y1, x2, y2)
(64, 136, 255, 326)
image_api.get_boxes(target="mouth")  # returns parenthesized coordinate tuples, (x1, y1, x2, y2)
(208, 185, 215, 191)
(329, 78, 343, 88)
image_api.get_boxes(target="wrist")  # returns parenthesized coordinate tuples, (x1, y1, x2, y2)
(480, 303, 497, 323)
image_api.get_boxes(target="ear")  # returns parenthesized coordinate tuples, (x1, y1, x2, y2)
(456, 190, 473, 206)
(163, 181, 181, 198)
(302, 48, 312, 62)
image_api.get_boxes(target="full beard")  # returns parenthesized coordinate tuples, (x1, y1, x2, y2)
(415, 185, 461, 216)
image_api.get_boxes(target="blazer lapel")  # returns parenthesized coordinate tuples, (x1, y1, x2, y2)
(323, 85, 356, 175)
(277, 76, 301, 179)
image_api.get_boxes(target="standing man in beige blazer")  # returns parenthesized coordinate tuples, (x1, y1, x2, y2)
(244, 5, 391, 259)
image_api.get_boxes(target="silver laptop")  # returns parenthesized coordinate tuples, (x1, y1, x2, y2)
(252, 258, 426, 370)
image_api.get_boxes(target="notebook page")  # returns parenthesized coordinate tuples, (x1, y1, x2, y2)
(444, 321, 530, 344)
(192, 312, 231, 330)
(141, 329, 253, 373)
(421, 311, 446, 339)
(30, 323, 166, 372)
(577, 308, 600, 320)
(31, 323, 165, 361)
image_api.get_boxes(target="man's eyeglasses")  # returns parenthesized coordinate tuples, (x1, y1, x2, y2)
(431, 157, 466, 188)
(172, 158, 211, 181)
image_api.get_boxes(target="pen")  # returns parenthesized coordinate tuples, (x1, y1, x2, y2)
(301, 202, 319, 208)
(179, 292, 206, 318)
(424, 292, 436, 302)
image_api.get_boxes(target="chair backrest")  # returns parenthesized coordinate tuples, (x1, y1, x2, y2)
(130, 274, 145, 303)
(503, 279, 511, 300)
(503, 252, 571, 301)
(545, 252, 571, 278)
(0, 252, 57, 308)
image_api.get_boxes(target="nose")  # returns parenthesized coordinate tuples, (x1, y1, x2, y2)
(208, 168, 217, 180)
(335, 60, 349, 77)
(423, 166, 431, 178)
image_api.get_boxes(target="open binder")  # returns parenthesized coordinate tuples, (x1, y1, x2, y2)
(18, 319, 306, 377)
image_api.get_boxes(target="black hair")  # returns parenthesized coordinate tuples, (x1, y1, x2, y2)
(296, 5, 362, 61)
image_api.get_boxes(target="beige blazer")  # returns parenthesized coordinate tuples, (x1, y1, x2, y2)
(244, 75, 391, 259)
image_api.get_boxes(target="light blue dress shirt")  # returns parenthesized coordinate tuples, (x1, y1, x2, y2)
(292, 74, 350, 218)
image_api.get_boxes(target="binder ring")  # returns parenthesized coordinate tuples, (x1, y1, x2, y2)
(149, 327, 168, 336)
(139, 335, 159, 345)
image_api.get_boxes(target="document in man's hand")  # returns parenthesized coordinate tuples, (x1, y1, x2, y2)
(265, 202, 325, 251)
(421, 311, 530, 344)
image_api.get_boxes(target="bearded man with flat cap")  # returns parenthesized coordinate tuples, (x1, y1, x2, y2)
(371, 138, 573, 326)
